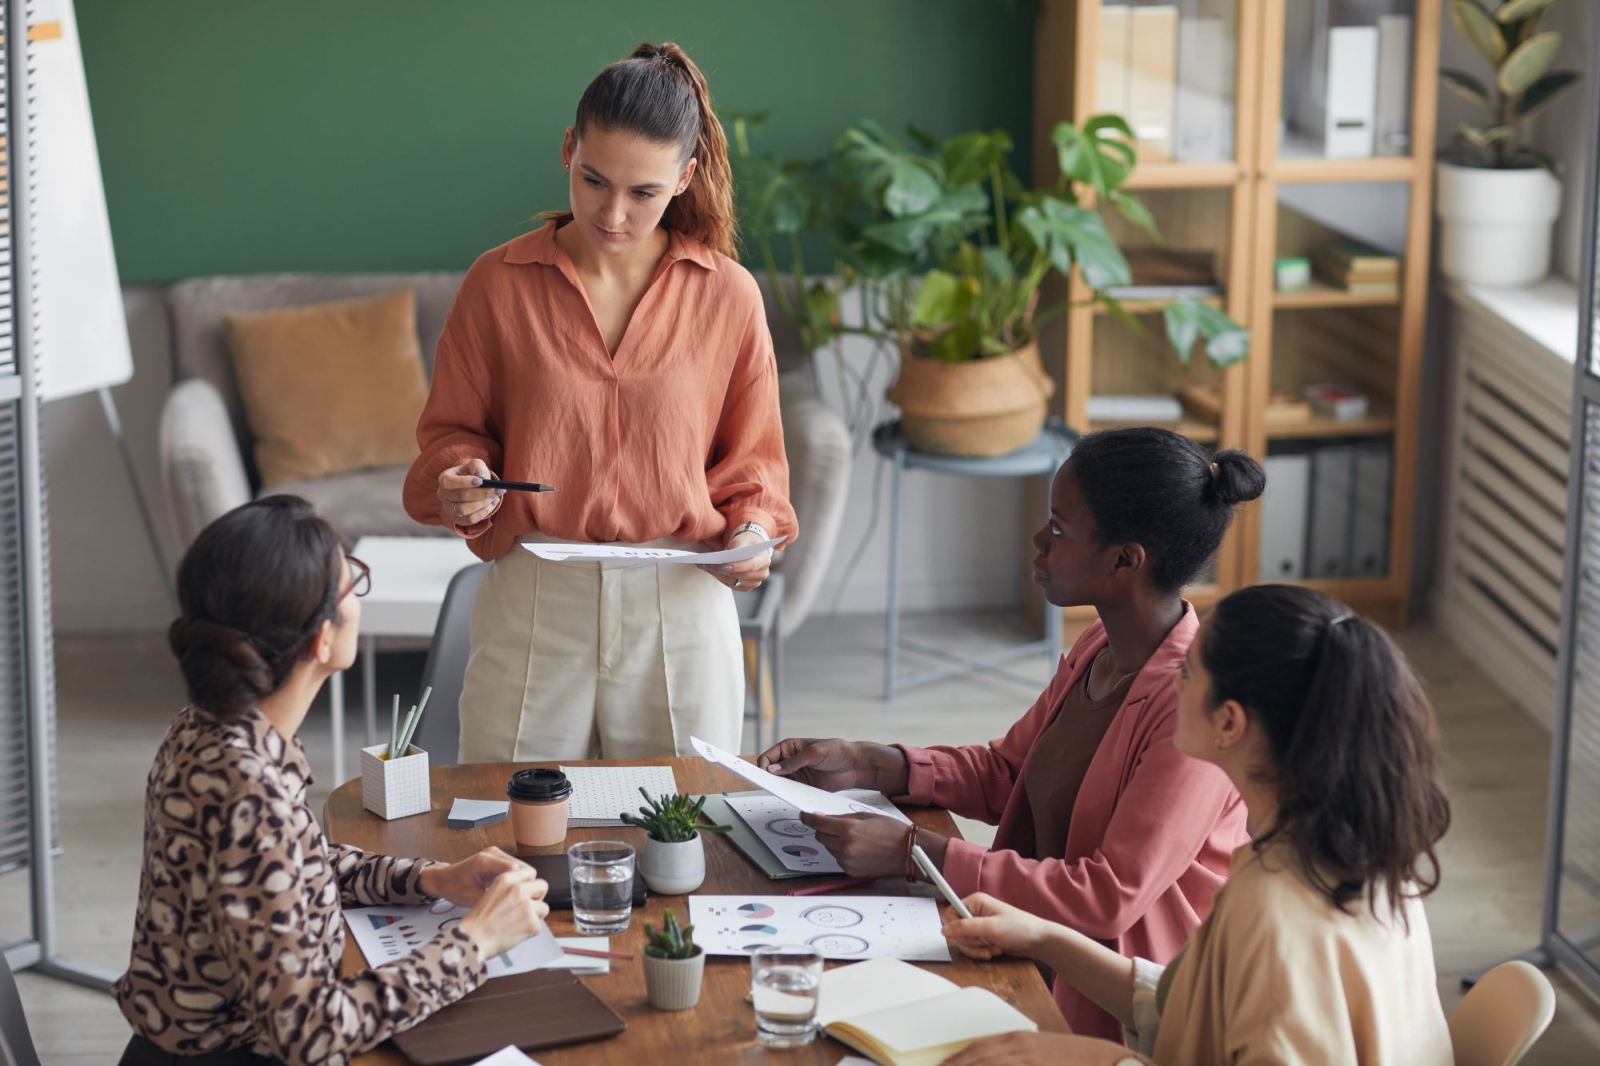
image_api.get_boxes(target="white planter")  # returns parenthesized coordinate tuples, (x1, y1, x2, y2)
(360, 744, 430, 820)
(1436, 162, 1562, 287)
(639, 833, 705, 895)
(643, 948, 706, 1011)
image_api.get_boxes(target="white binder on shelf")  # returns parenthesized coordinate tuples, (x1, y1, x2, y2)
(1260, 452, 1311, 582)
(1349, 440, 1393, 578)
(1322, 26, 1379, 159)
(1097, 6, 1130, 116)
(1307, 445, 1357, 579)
(1373, 15, 1413, 158)
(1174, 16, 1234, 164)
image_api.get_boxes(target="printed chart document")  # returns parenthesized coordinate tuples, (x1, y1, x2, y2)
(724, 790, 911, 874)
(344, 901, 563, 978)
(689, 895, 950, 962)
(524, 537, 784, 565)
(691, 735, 897, 817)
(816, 957, 1037, 1066)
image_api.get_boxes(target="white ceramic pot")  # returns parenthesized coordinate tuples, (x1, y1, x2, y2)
(643, 947, 706, 1011)
(639, 832, 706, 895)
(1436, 162, 1562, 287)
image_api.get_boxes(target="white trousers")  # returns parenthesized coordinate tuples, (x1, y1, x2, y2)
(456, 537, 746, 762)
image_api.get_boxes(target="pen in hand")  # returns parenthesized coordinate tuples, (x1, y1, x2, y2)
(475, 479, 556, 493)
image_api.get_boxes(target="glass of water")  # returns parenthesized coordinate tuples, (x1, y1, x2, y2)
(566, 840, 635, 935)
(750, 945, 824, 1047)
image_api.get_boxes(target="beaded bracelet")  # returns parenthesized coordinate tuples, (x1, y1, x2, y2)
(903, 824, 919, 882)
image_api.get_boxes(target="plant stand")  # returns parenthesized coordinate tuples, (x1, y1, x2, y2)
(872, 418, 1077, 702)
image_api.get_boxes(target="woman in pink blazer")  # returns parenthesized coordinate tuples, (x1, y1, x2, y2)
(758, 427, 1265, 1040)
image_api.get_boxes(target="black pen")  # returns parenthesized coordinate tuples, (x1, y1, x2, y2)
(476, 479, 557, 493)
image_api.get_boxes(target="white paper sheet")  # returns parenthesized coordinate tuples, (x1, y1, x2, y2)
(725, 790, 911, 874)
(524, 537, 785, 565)
(689, 895, 951, 962)
(470, 1048, 542, 1066)
(691, 736, 882, 817)
(560, 764, 680, 826)
(551, 936, 610, 974)
(343, 901, 563, 978)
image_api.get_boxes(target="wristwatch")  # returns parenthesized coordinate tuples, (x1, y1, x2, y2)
(732, 521, 769, 542)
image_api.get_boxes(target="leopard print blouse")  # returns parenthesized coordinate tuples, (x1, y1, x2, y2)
(115, 706, 486, 1065)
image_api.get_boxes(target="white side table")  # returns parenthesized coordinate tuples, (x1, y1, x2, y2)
(327, 536, 479, 783)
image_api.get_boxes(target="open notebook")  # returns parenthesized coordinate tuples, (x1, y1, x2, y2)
(815, 957, 1037, 1066)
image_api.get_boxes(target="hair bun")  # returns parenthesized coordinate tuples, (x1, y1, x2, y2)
(168, 616, 274, 720)
(1205, 449, 1267, 507)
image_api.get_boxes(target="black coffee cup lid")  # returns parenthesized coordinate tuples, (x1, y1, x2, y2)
(507, 768, 572, 802)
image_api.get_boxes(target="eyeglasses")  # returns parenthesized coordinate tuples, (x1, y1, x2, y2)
(339, 556, 371, 602)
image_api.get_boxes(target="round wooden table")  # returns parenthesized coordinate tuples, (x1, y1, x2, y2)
(328, 757, 1070, 1064)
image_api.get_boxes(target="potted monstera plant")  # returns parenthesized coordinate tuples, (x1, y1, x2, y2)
(830, 117, 1246, 457)
(1437, 0, 1581, 286)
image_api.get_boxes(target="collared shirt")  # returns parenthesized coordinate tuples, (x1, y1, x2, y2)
(114, 706, 484, 1065)
(402, 221, 797, 560)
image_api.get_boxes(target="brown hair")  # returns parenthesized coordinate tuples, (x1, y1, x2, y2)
(168, 496, 345, 721)
(549, 41, 736, 258)
(1201, 585, 1451, 922)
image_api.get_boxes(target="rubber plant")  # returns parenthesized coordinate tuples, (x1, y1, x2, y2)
(1440, 0, 1580, 172)
(830, 116, 1248, 368)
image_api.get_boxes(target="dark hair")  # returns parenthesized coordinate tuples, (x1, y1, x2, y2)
(168, 496, 345, 721)
(1201, 585, 1452, 920)
(553, 41, 736, 258)
(1068, 427, 1265, 593)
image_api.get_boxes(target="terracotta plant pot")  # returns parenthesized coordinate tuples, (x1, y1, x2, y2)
(643, 947, 706, 1011)
(887, 342, 1055, 457)
(639, 832, 706, 895)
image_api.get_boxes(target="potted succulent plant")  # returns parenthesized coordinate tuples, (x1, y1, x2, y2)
(619, 788, 730, 895)
(641, 908, 706, 1011)
(1437, 0, 1581, 286)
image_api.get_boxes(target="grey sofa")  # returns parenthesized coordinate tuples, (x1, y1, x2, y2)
(158, 273, 850, 638)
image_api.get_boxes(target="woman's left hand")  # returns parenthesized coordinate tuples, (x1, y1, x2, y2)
(418, 846, 526, 907)
(944, 1032, 1138, 1066)
(701, 528, 771, 592)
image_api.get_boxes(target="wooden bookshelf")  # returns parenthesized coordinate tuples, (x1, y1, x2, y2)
(1033, 0, 1439, 625)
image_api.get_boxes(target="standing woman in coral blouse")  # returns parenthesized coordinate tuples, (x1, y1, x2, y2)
(403, 42, 796, 762)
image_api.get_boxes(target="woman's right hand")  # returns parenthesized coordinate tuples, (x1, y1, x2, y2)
(756, 738, 909, 794)
(438, 458, 503, 530)
(941, 892, 1054, 962)
(457, 865, 549, 959)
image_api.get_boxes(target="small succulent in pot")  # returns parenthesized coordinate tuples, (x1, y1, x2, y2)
(644, 908, 701, 961)
(620, 788, 732, 843)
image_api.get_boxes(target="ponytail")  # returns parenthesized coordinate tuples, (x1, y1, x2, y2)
(563, 41, 738, 259)
(1201, 585, 1452, 923)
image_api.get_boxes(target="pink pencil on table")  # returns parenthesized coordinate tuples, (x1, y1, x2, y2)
(786, 876, 875, 897)
(560, 946, 635, 961)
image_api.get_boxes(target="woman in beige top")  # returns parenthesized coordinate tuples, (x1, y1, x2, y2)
(941, 584, 1454, 1066)
(116, 497, 551, 1066)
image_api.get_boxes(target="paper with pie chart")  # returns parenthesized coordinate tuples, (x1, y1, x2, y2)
(688, 895, 951, 962)
(344, 899, 563, 978)
(724, 790, 912, 874)
(690, 735, 895, 817)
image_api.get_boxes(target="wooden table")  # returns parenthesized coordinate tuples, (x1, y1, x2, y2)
(328, 758, 1069, 1064)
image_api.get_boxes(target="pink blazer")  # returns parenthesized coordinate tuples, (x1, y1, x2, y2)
(896, 604, 1247, 1040)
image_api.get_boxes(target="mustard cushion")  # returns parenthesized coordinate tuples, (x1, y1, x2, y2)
(225, 289, 428, 488)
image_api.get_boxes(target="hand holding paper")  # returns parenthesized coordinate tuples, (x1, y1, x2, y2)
(690, 736, 901, 818)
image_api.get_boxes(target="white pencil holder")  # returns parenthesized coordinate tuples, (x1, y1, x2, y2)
(360, 743, 430, 820)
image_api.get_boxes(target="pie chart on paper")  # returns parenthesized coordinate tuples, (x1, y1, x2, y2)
(737, 902, 776, 919)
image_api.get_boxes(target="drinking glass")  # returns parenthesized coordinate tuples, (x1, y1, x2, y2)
(750, 945, 823, 1047)
(566, 840, 635, 934)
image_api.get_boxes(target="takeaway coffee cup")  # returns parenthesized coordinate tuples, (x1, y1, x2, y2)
(506, 768, 572, 848)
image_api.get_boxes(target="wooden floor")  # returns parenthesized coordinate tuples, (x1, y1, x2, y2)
(11, 612, 1600, 1064)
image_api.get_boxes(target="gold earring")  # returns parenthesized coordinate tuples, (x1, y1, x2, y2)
(1215, 739, 1224, 750)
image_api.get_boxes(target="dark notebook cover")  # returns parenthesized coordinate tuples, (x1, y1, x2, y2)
(515, 853, 649, 910)
(392, 968, 625, 1065)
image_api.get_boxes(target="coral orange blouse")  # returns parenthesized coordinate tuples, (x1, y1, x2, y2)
(403, 222, 796, 560)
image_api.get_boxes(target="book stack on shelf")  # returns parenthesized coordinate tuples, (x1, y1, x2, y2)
(1181, 384, 1310, 431)
(1312, 241, 1400, 298)
(1103, 248, 1222, 302)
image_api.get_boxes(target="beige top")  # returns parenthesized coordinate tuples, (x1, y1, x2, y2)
(1152, 839, 1453, 1065)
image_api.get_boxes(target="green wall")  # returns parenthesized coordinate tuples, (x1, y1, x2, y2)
(76, 0, 1033, 283)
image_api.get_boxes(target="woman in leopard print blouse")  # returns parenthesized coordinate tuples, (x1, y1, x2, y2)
(115, 497, 551, 1066)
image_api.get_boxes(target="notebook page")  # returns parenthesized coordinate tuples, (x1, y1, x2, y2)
(840, 986, 1037, 1055)
(816, 957, 957, 1027)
